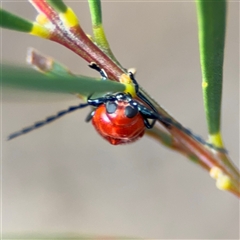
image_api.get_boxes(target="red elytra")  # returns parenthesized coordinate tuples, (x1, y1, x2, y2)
(92, 101, 145, 145)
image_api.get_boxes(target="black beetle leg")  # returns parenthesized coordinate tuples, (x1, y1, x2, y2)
(85, 109, 96, 122)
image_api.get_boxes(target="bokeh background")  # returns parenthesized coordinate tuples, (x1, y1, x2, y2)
(2, 1, 239, 239)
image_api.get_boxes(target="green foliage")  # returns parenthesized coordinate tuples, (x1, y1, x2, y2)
(88, 0, 102, 26)
(2, 64, 125, 97)
(196, 0, 226, 142)
(0, 8, 33, 33)
(88, 0, 123, 68)
(47, 0, 67, 13)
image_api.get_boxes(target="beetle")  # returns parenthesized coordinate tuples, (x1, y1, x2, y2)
(7, 63, 165, 144)
(7, 82, 165, 144)
(90, 93, 146, 145)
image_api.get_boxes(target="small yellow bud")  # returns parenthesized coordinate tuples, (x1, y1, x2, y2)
(210, 166, 222, 179)
(216, 175, 232, 190)
(210, 167, 232, 191)
(36, 13, 49, 25)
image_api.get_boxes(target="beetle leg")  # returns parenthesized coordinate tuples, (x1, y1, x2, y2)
(138, 104, 171, 128)
(85, 109, 96, 122)
(128, 72, 159, 114)
(143, 118, 157, 129)
(89, 62, 108, 80)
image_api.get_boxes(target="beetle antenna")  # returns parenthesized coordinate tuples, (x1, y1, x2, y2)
(137, 102, 227, 153)
(8, 103, 89, 140)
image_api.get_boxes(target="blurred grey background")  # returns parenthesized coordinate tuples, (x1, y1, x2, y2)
(1, 1, 239, 239)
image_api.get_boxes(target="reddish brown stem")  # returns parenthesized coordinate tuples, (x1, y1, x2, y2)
(51, 26, 125, 80)
(31, 0, 125, 80)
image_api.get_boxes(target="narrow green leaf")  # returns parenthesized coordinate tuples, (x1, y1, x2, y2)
(196, 0, 226, 147)
(0, 8, 33, 32)
(46, 0, 67, 13)
(88, 0, 124, 70)
(88, 0, 102, 27)
(1, 64, 126, 97)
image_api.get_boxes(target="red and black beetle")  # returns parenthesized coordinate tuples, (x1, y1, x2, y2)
(8, 63, 161, 144)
